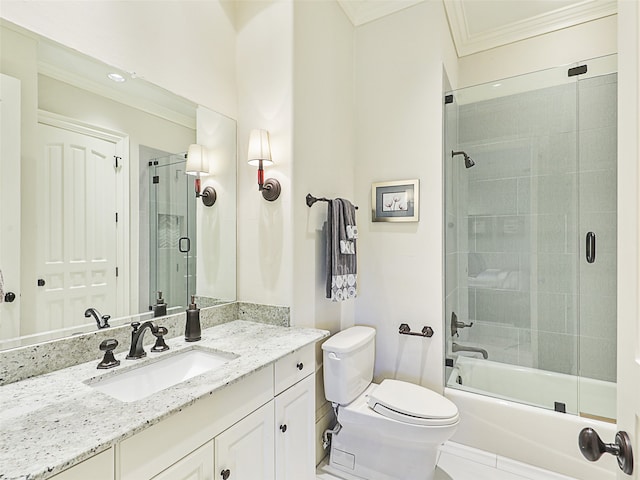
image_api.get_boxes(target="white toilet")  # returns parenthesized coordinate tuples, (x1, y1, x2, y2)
(321, 326, 459, 480)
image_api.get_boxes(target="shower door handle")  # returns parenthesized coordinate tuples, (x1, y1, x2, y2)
(179, 237, 191, 253)
(586, 232, 596, 263)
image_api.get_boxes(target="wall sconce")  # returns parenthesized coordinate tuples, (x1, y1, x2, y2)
(186, 144, 217, 207)
(247, 129, 281, 202)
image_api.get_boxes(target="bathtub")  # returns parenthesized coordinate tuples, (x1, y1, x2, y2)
(445, 357, 618, 480)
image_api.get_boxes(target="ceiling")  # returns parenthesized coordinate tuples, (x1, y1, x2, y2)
(336, 0, 617, 57)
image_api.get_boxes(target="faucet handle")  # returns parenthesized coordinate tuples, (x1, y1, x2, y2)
(131, 321, 140, 332)
(97, 339, 120, 369)
(151, 326, 170, 352)
(100, 315, 111, 329)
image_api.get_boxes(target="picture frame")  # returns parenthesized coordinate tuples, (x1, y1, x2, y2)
(371, 179, 419, 222)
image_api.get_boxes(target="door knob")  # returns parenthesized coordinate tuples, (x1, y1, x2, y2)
(4, 291, 16, 302)
(578, 427, 633, 475)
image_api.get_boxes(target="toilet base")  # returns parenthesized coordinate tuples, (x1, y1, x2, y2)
(328, 424, 440, 480)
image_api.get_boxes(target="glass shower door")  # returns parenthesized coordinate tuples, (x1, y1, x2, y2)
(444, 55, 617, 421)
(149, 153, 197, 311)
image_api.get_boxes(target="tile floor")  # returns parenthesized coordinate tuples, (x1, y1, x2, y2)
(316, 442, 577, 480)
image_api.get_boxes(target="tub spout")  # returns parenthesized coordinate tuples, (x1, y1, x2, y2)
(452, 342, 488, 359)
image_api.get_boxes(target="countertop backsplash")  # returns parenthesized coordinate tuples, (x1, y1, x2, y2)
(0, 301, 289, 386)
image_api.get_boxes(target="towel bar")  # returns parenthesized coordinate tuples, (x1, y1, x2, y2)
(306, 193, 358, 209)
(399, 323, 434, 338)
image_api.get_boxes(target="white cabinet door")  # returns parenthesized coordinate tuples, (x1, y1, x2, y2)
(215, 402, 275, 480)
(152, 441, 213, 480)
(275, 374, 315, 480)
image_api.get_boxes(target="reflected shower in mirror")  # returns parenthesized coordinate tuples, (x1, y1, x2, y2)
(0, 20, 237, 350)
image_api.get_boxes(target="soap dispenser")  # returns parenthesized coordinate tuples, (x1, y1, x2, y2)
(153, 291, 167, 318)
(185, 295, 201, 342)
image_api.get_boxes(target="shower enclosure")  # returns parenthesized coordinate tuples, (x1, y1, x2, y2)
(444, 55, 617, 421)
(148, 152, 197, 312)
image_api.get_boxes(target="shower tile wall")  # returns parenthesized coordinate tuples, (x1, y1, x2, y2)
(454, 74, 616, 383)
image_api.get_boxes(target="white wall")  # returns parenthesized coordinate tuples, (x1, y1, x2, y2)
(235, 0, 294, 307)
(291, 0, 355, 334)
(353, 1, 458, 393)
(0, 0, 238, 119)
(291, 0, 356, 463)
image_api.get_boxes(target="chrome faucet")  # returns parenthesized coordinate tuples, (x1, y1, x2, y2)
(452, 342, 488, 359)
(126, 321, 169, 359)
(84, 308, 111, 329)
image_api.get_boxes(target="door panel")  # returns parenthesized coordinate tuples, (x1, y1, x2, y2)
(617, 2, 640, 479)
(0, 74, 21, 341)
(34, 123, 118, 333)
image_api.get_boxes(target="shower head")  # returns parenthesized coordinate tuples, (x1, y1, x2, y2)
(451, 150, 475, 168)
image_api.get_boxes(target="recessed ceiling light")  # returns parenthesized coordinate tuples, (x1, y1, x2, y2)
(107, 73, 126, 83)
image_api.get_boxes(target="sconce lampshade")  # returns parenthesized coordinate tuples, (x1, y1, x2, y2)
(186, 144, 209, 175)
(247, 129, 273, 166)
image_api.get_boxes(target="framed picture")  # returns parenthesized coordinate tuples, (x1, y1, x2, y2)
(371, 179, 419, 222)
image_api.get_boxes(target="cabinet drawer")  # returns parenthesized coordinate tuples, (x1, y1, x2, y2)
(274, 344, 314, 395)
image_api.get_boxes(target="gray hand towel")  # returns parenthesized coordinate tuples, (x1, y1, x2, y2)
(326, 198, 357, 301)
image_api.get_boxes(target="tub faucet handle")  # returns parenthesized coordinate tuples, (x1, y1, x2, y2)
(451, 312, 473, 337)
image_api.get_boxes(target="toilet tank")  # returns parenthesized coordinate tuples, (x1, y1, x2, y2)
(322, 326, 375, 405)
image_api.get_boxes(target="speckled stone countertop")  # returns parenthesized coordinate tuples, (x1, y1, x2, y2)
(0, 320, 329, 480)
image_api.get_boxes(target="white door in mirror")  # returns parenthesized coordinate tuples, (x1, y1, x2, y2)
(0, 74, 22, 341)
(35, 123, 119, 334)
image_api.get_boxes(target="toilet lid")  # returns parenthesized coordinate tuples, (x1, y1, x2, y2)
(367, 379, 459, 426)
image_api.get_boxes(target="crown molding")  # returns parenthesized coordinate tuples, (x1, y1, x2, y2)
(444, 0, 617, 57)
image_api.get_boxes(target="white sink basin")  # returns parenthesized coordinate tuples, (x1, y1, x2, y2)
(87, 348, 238, 402)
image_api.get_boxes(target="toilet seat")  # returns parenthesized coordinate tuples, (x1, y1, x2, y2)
(367, 379, 459, 426)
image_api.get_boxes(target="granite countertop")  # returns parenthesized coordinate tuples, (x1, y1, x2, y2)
(0, 320, 329, 480)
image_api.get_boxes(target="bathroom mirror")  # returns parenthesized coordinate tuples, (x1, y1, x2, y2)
(0, 21, 237, 350)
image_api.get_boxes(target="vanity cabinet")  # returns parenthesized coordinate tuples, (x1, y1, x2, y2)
(49, 448, 114, 480)
(53, 344, 316, 480)
(118, 365, 274, 480)
(213, 343, 315, 480)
